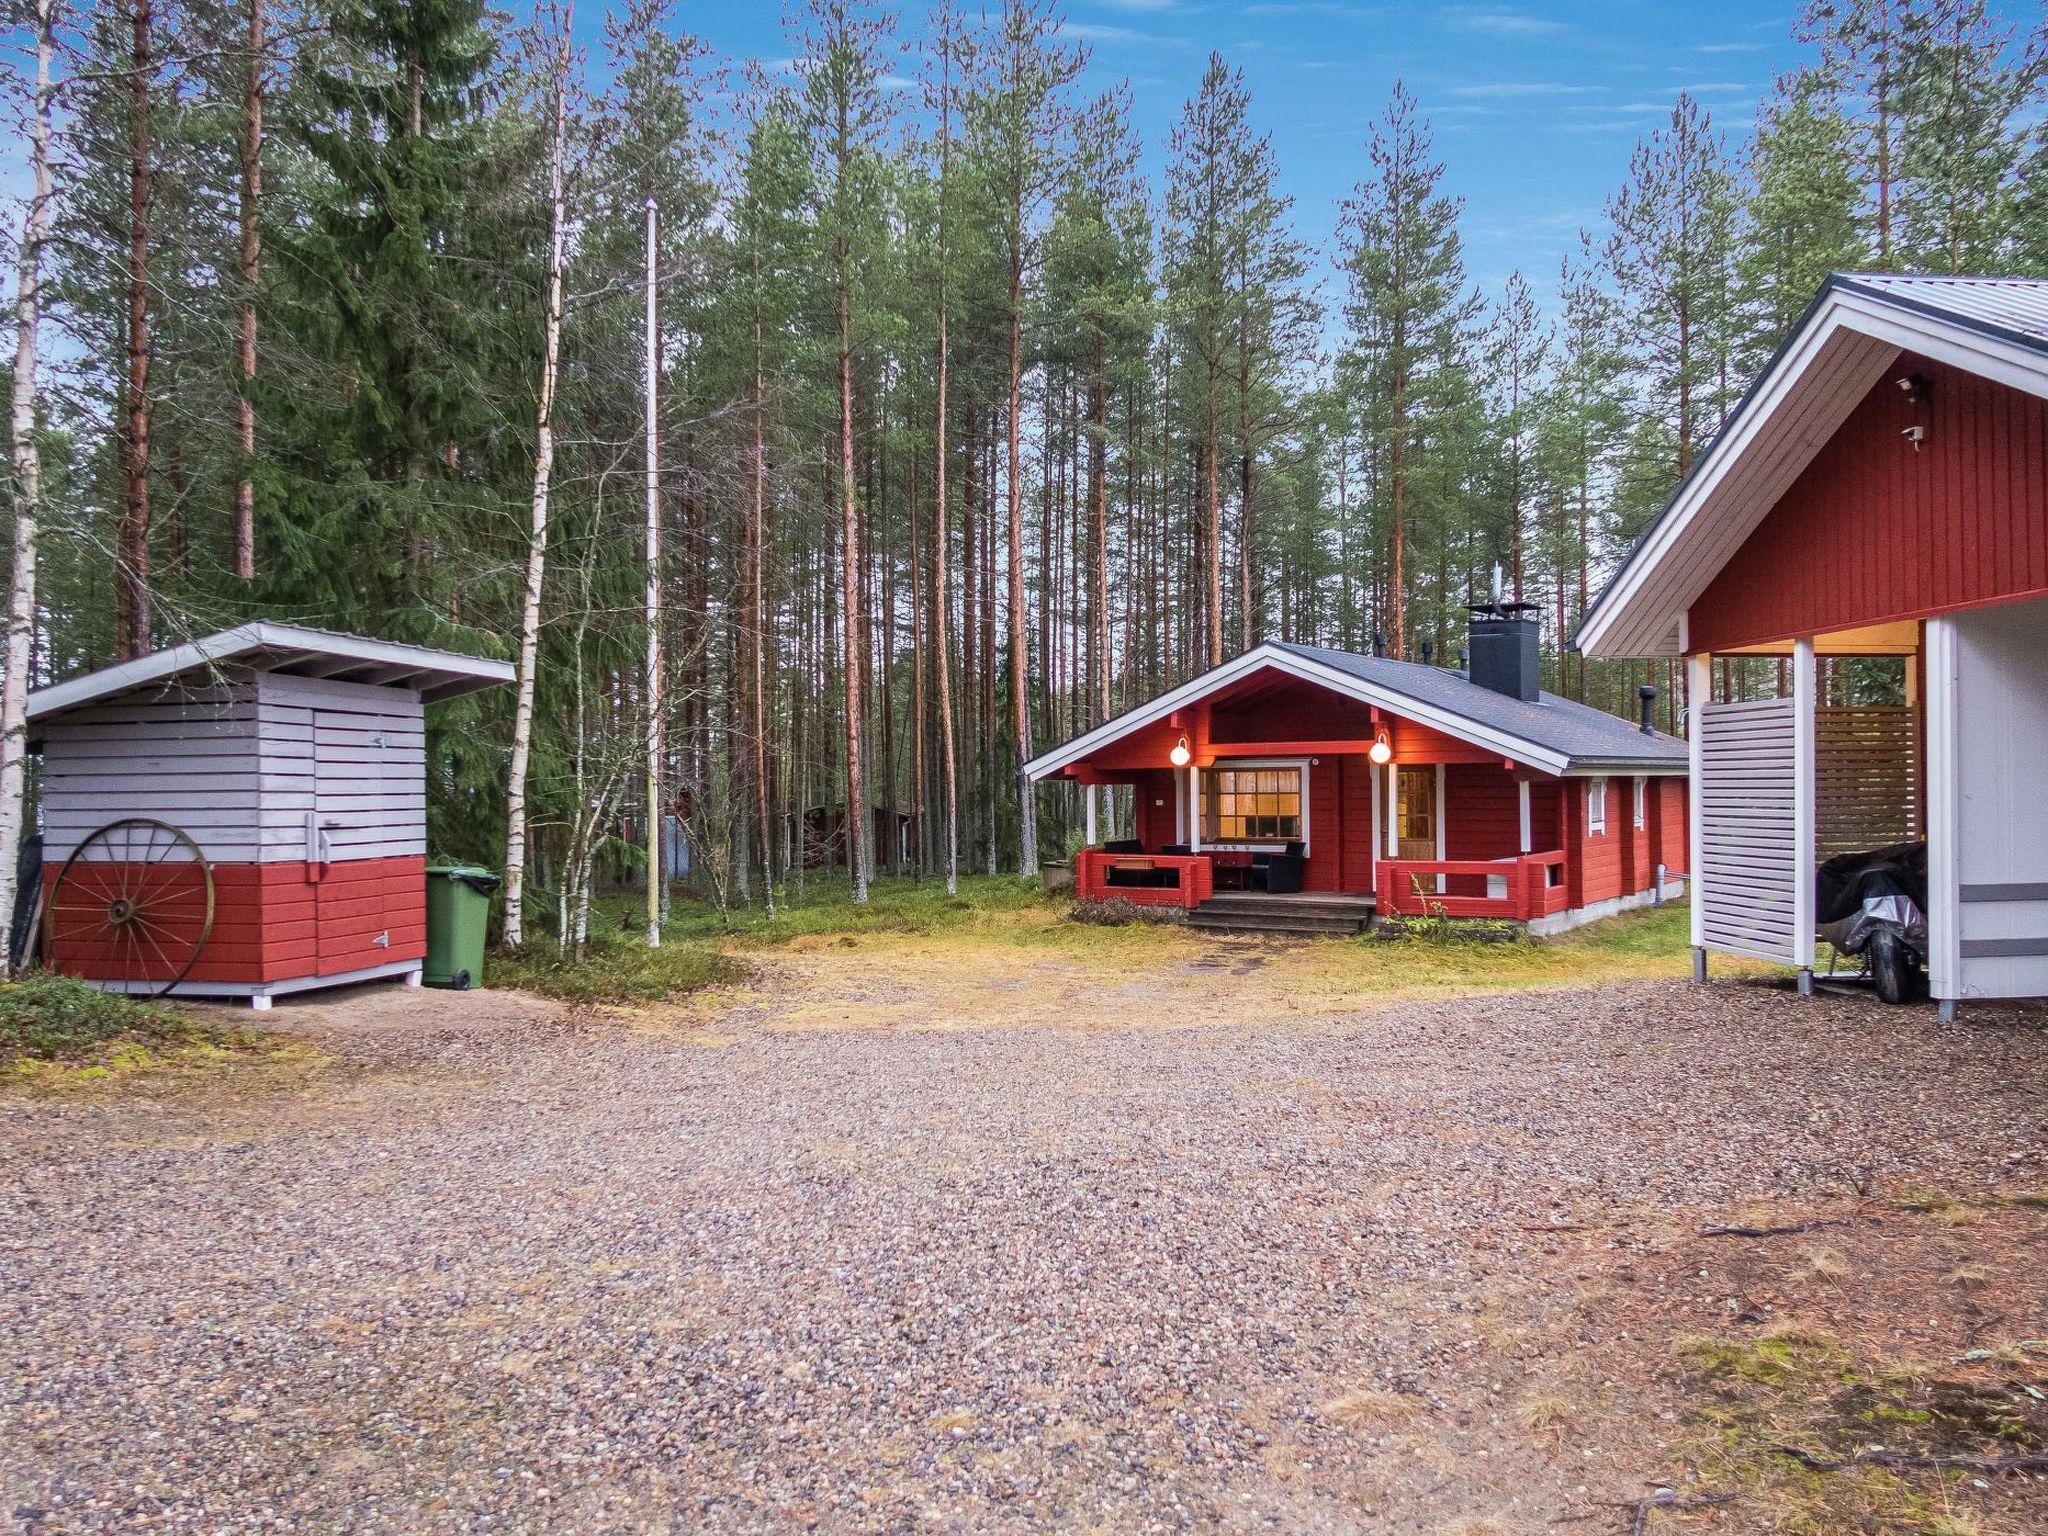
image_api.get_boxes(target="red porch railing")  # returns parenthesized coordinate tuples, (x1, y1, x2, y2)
(1075, 849, 1216, 910)
(1374, 852, 1568, 921)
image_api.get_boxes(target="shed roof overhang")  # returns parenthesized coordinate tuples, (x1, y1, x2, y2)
(28, 622, 516, 723)
(1023, 642, 1577, 781)
(1574, 275, 2048, 662)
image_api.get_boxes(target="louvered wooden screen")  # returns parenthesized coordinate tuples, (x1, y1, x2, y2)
(1697, 698, 1800, 963)
(1814, 705, 1919, 858)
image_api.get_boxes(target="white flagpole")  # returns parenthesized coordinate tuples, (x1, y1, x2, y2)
(644, 195, 662, 949)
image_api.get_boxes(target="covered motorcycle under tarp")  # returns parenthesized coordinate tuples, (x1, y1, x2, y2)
(1815, 840, 1928, 1004)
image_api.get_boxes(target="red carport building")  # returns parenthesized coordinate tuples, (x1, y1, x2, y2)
(1026, 606, 1688, 936)
(1576, 274, 2048, 1017)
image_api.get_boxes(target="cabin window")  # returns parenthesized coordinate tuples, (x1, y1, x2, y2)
(1588, 777, 1608, 835)
(1207, 766, 1303, 843)
(1633, 776, 1648, 829)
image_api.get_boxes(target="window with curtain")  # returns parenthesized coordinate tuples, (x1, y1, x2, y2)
(1206, 766, 1303, 843)
(1588, 777, 1608, 835)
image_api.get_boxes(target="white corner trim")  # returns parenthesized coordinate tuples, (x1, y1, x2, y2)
(1792, 636, 1817, 973)
(1925, 617, 1962, 1000)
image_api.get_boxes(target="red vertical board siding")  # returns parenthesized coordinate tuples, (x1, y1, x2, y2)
(1340, 756, 1376, 892)
(1132, 769, 1177, 850)
(1690, 355, 2048, 653)
(1303, 758, 1340, 891)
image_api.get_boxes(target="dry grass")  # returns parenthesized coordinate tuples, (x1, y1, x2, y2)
(1318, 1386, 1426, 1429)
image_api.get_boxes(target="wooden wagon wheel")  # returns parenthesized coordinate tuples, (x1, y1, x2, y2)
(44, 817, 216, 1000)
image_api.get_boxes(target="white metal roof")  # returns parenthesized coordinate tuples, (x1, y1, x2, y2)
(28, 622, 515, 722)
(1575, 273, 2048, 661)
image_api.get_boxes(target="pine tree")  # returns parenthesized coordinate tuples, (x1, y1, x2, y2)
(962, 0, 1082, 877)
(1739, 69, 1866, 360)
(796, 0, 896, 904)
(1337, 82, 1479, 659)
(1605, 93, 1737, 481)
(1894, 0, 2044, 272)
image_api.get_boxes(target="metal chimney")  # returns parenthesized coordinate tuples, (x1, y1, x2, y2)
(1420, 638, 1434, 666)
(1370, 629, 1385, 658)
(1638, 684, 1658, 735)
(1466, 602, 1541, 702)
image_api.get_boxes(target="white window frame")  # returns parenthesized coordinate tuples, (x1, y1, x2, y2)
(1197, 756, 1312, 856)
(1588, 776, 1608, 836)
(1633, 775, 1648, 830)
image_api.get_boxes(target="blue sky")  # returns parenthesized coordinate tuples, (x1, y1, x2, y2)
(662, 0, 1809, 308)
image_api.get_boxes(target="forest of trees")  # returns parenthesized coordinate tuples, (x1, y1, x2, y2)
(2, 0, 2044, 943)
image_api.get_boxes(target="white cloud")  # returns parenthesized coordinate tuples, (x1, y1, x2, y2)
(1694, 41, 1767, 53)
(1447, 81, 1604, 98)
(1449, 9, 1568, 36)
(1067, 22, 1176, 45)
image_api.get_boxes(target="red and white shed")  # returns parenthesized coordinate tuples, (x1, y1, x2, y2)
(29, 624, 511, 1007)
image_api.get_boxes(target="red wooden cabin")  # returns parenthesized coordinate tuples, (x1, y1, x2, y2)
(1029, 607, 1688, 935)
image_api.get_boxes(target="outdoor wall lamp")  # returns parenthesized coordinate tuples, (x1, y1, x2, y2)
(1368, 727, 1394, 766)
(1169, 734, 1192, 768)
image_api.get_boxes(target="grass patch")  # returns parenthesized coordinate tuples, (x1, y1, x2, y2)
(0, 971, 295, 1088)
(504, 877, 1127, 1004)
(1674, 1323, 2048, 1533)
(1279, 900, 1740, 1005)
(497, 931, 746, 1005)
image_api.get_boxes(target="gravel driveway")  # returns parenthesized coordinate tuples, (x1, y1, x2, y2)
(4, 941, 2045, 1534)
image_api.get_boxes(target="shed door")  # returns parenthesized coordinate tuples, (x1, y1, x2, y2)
(313, 707, 394, 972)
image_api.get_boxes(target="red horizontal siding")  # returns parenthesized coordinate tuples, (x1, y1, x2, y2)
(1691, 353, 2048, 652)
(44, 854, 426, 987)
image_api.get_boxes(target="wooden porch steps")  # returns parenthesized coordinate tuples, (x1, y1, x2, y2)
(1187, 892, 1376, 939)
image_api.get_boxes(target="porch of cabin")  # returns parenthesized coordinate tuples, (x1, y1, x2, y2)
(1055, 669, 1686, 930)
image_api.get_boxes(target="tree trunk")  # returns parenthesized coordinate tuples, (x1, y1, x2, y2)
(0, 0, 57, 979)
(117, 0, 154, 660)
(500, 8, 571, 951)
(232, 0, 263, 580)
(838, 242, 869, 903)
(1087, 361, 1108, 723)
(751, 317, 775, 915)
(1006, 246, 1036, 876)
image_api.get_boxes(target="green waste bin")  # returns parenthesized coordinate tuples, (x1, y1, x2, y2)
(424, 865, 501, 989)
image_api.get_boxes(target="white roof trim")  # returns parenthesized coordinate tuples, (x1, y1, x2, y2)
(1576, 279, 2048, 661)
(1023, 642, 1574, 781)
(28, 622, 514, 721)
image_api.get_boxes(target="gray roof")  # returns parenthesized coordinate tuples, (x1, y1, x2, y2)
(1835, 272, 2048, 351)
(1273, 641, 1688, 769)
(29, 622, 514, 721)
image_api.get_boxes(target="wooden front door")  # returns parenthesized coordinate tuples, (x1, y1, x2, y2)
(1396, 765, 1438, 862)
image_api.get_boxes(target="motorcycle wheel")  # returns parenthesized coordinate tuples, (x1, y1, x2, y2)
(1870, 929, 1914, 1005)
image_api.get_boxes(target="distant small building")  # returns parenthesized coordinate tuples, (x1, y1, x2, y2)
(1028, 605, 1687, 936)
(790, 804, 913, 872)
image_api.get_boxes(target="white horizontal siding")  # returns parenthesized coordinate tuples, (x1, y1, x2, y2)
(37, 669, 431, 864)
(1696, 697, 1799, 963)
(266, 672, 428, 864)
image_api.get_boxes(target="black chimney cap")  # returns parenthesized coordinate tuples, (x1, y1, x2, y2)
(1638, 683, 1658, 735)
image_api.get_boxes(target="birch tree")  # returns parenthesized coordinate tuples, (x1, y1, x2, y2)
(501, 0, 576, 951)
(0, 0, 60, 977)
